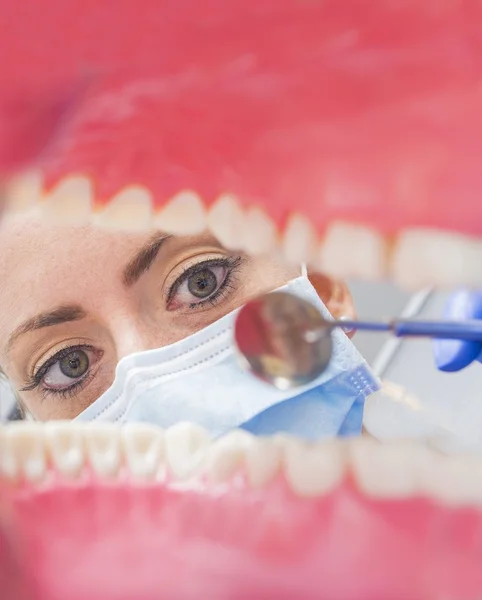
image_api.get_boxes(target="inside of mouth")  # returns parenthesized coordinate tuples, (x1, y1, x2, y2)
(0, 183, 479, 477)
(1, 172, 482, 600)
(0, 187, 480, 449)
(3, 3, 482, 597)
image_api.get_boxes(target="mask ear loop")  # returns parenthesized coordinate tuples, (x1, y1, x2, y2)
(300, 262, 308, 278)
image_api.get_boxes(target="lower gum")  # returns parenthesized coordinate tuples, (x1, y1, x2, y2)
(1, 477, 482, 599)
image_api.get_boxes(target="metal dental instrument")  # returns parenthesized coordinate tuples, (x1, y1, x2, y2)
(234, 291, 482, 389)
(318, 316, 482, 341)
(234, 291, 334, 389)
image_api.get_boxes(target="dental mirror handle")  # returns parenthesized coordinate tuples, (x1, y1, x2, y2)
(326, 318, 482, 341)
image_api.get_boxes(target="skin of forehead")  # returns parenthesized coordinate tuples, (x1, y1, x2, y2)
(0, 212, 154, 327)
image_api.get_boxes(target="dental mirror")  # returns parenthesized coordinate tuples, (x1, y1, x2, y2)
(235, 290, 482, 392)
(234, 291, 334, 389)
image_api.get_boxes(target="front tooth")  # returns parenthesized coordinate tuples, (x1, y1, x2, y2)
(0, 423, 46, 482)
(245, 436, 282, 488)
(350, 438, 436, 498)
(45, 421, 85, 478)
(203, 430, 255, 483)
(421, 453, 482, 506)
(283, 438, 346, 497)
(207, 193, 246, 250)
(5, 170, 43, 212)
(242, 206, 277, 255)
(95, 186, 153, 231)
(42, 175, 93, 225)
(391, 229, 482, 289)
(121, 423, 165, 480)
(165, 422, 211, 480)
(282, 213, 318, 266)
(317, 221, 387, 280)
(154, 190, 206, 235)
(84, 423, 122, 477)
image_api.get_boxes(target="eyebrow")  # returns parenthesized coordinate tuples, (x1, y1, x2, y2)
(6, 233, 172, 352)
(7, 305, 87, 351)
(122, 232, 171, 287)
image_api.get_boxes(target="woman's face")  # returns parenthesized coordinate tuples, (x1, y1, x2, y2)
(0, 211, 354, 421)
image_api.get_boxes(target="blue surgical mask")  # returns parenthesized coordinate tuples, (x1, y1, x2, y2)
(75, 276, 379, 440)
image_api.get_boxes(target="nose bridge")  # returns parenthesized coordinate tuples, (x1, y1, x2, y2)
(91, 280, 165, 361)
(110, 316, 153, 360)
(114, 324, 144, 359)
(108, 305, 165, 360)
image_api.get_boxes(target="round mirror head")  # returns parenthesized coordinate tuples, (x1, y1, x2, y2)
(234, 291, 333, 389)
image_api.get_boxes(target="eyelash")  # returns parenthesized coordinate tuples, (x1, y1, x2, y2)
(166, 255, 242, 310)
(20, 256, 243, 400)
(20, 343, 96, 400)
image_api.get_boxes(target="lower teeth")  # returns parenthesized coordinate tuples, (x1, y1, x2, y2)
(2, 422, 482, 508)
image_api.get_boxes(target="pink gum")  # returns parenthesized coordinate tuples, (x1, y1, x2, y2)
(0, 477, 481, 600)
(0, 1, 481, 236)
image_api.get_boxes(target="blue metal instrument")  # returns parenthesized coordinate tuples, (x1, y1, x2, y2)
(330, 317, 482, 341)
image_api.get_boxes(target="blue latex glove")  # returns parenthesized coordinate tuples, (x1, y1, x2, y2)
(433, 289, 482, 372)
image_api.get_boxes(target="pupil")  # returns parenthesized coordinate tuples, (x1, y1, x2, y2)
(187, 268, 217, 299)
(60, 350, 89, 379)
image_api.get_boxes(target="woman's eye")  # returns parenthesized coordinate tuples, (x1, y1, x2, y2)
(43, 349, 91, 390)
(187, 267, 220, 298)
(171, 264, 228, 308)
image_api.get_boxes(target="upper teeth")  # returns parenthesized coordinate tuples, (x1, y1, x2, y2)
(2, 421, 482, 508)
(4, 170, 482, 289)
(94, 185, 154, 231)
(4, 170, 43, 212)
(316, 221, 388, 281)
(42, 175, 93, 225)
(153, 190, 207, 236)
(282, 213, 318, 267)
(207, 193, 247, 251)
(391, 228, 482, 289)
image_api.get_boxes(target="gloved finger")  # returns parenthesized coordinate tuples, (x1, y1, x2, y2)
(433, 289, 482, 372)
